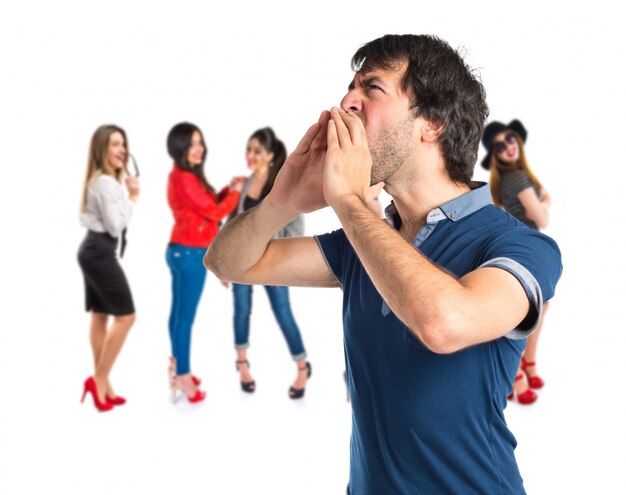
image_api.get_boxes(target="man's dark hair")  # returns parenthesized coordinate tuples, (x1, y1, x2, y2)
(352, 34, 489, 184)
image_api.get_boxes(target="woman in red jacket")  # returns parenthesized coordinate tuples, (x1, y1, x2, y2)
(166, 122, 243, 403)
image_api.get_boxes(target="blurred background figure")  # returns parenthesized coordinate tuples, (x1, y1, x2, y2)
(482, 119, 552, 405)
(165, 122, 243, 404)
(77, 124, 139, 412)
(226, 127, 311, 399)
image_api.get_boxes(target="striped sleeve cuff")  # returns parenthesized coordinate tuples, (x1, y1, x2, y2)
(479, 257, 544, 340)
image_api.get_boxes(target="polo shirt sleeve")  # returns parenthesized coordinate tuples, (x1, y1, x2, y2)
(314, 229, 346, 286)
(480, 229, 562, 339)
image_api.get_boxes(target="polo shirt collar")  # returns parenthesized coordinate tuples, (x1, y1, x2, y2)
(384, 181, 492, 228)
(379, 182, 493, 317)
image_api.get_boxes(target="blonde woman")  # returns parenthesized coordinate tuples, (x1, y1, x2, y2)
(78, 124, 139, 412)
(482, 119, 551, 405)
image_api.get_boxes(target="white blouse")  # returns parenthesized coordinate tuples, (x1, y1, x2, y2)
(80, 174, 133, 238)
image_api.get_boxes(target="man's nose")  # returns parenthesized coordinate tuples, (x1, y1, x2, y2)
(340, 90, 362, 114)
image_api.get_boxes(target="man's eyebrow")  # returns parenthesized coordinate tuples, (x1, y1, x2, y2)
(348, 73, 382, 91)
(362, 76, 383, 87)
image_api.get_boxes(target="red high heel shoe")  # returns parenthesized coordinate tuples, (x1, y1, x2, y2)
(521, 357, 544, 389)
(81, 377, 113, 412)
(184, 389, 206, 403)
(106, 395, 126, 406)
(170, 375, 206, 404)
(168, 357, 201, 386)
(507, 374, 537, 405)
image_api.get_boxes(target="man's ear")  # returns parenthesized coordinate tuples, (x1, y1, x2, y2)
(421, 120, 444, 143)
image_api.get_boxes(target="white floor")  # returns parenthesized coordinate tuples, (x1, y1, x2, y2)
(1, 241, 625, 494)
(1, 273, 354, 495)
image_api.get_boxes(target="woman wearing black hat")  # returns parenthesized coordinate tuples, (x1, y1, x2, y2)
(482, 119, 552, 405)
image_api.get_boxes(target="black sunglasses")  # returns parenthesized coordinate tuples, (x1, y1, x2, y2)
(493, 132, 517, 154)
(125, 153, 140, 178)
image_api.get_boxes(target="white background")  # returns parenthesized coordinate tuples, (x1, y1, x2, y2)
(1, 1, 624, 494)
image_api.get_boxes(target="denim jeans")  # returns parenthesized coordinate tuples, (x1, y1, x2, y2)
(232, 283, 306, 361)
(166, 244, 207, 375)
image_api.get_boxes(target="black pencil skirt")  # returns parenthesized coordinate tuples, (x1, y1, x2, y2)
(77, 231, 135, 316)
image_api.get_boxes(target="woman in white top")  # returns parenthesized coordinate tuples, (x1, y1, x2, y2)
(78, 124, 139, 412)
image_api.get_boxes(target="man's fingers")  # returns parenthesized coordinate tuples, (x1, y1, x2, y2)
(342, 110, 366, 146)
(318, 109, 331, 126)
(330, 107, 351, 148)
(368, 181, 385, 200)
(292, 120, 321, 155)
(327, 117, 339, 151)
(310, 110, 330, 152)
(329, 107, 366, 148)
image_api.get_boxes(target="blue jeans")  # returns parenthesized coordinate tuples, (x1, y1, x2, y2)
(232, 283, 306, 361)
(166, 244, 207, 375)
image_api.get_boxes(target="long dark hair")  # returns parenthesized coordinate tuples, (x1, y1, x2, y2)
(249, 127, 287, 200)
(167, 122, 215, 194)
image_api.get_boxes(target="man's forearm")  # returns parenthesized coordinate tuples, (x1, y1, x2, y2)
(332, 195, 531, 354)
(332, 195, 461, 351)
(203, 199, 297, 281)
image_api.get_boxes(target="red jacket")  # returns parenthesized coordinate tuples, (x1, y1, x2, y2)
(167, 166, 240, 248)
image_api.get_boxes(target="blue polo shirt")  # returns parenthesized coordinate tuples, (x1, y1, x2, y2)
(315, 183, 562, 495)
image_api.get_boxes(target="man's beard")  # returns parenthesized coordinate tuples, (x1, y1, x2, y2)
(369, 116, 414, 185)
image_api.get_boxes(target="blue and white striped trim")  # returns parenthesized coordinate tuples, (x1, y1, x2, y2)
(479, 256, 543, 340)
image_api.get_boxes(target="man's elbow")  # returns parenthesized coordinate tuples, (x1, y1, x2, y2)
(406, 308, 466, 354)
(203, 247, 220, 276)
(417, 328, 462, 354)
(204, 246, 245, 282)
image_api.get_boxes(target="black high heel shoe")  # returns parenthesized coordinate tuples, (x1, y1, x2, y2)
(236, 359, 256, 393)
(289, 361, 312, 400)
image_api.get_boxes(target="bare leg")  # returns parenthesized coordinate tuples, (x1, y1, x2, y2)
(175, 374, 199, 397)
(236, 349, 254, 385)
(512, 364, 530, 396)
(93, 313, 135, 402)
(522, 301, 550, 379)
(89, 312, 108, 400)
(292, 359, 309, 390)
(89, 312, 109, 370)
